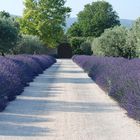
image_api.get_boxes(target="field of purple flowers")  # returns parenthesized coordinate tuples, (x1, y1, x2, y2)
(73, 55, 140, 120)
(0, 55, 56, 111)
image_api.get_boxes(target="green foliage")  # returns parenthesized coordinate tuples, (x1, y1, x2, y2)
(80, 42, 93, 55)
(69, 37, 86, 54)
(91, 17, 140, 59)
(124, 30, 138, 58)
(70, 37, 86, 48)
(77, 1, 120, 37)
(68, 37, 93, 55)
(66, 1, 140, 59)
(73, 47, 84, 55)
(14, 35, 45, 54)
(66, 1, 120, 56)
(20, 0, 71, 47)
(92, 38, 104, 56)
(0, 15, 19, 55)
(67, 22, 83, 37)
(126, 17, 140, 58)
(0, 11, 10, 18)
(92, 26, 130, 58)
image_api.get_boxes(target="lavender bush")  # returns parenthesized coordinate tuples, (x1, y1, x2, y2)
(0, 55, 56, 111)
(73, 55, 140, 120)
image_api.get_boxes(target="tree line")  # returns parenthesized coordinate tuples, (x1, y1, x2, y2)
(67, 1, 140, 59)
(1, 0, 140, 58)
(67, 1, 120, 55)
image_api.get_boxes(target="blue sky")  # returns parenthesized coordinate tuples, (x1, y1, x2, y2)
(0, 0, 139, 20)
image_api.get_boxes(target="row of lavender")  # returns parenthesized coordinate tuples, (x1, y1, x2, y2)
(0, 55, 56, 111)
(73, 55, 140, 120)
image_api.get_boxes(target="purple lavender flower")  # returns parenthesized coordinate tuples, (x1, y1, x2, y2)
(0, 55, 56, 111)
(72, 55, 140, 121)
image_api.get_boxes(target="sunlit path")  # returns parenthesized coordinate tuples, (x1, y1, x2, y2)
(0, 59, 140, 140)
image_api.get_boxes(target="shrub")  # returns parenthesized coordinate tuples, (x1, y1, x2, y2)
(80, 42, 93, 55)
(14, 35, 45, 54)
(0, 17, 19, 55)
(123, 30, 138, 59)
(125, 17, 140, 58)
(91, 38, 104, 56)
(67, 22, 83, 37)
(69, 37, 86, 55)
(92, 26, 130, 58)
(73, 55, 140, 121)
(0, 55, 56, 111)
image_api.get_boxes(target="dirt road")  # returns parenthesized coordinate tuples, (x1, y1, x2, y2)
(0, 59, 140, 140)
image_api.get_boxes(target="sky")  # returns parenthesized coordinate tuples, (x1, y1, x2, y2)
(0, 0, 139, 20)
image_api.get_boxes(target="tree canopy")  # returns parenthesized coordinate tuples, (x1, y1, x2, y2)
(67, 1, 120, 37)
(0, 11, 10, 18)
(20, 0, 71, 47)
(67, 22, 83, 37)
(92, 26, 130, 58)
(125, 17, 140, 58)
(0, 11, 19, 55)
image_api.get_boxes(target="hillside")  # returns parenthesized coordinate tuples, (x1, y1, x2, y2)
(120, 19, 135, 28)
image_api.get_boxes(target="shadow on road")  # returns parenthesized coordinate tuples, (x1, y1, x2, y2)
(0, 113, 52, 136)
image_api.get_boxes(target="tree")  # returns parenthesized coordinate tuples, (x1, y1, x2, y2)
(69, 37, 86, 54)
(0, 11, 10, 18)
(77, 1, 120, 37)
(92, 26, 129, 58)
(80, 42, 93, 55)
(20, 0, 71, 47)
(67, 22, 83, 37)
(0, 13, 19, 56)
(126, 17, 140, 58)
(14, 35, 44, 54)
(124, 30, 138, 59)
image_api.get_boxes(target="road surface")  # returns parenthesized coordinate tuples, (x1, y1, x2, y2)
(0, 59, 140, 140)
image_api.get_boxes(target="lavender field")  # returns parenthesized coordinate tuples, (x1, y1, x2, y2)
(0, 55, 56, 111)
(73, 55, 140, 120)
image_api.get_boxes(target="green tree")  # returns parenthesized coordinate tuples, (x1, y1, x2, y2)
(67, 22, 83, 37)
(126, 17, 140, 58)
(69, 37, 86, 54)
(0, 13, 19, 55)
(80, 42, 93, 55)
(92, 26, 129, 58)
(14, 35, 44, 54)
(0, 11, 10, 18)
(20, 0, 71, 47)
(124, 30, 138, 59)
(78, 1, 120, 37)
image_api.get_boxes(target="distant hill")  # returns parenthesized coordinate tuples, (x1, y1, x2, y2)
(66, 17, 77, 29)
(66, 18, 135, 30)
(120, 19, 134, 28)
